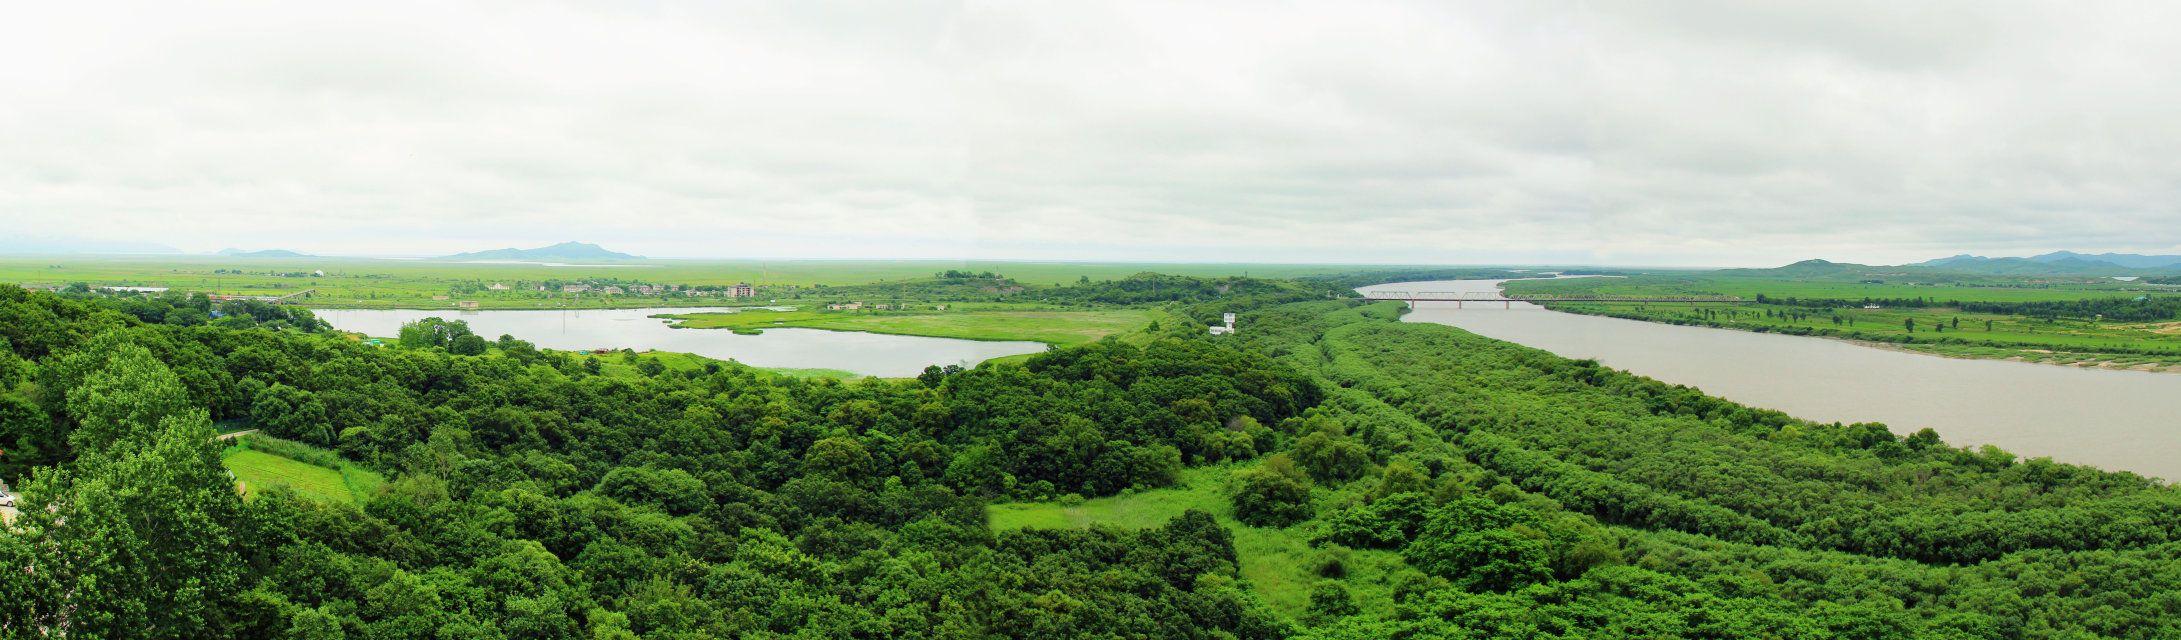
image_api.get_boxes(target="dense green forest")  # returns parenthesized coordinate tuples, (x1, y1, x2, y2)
(1, 281, 2177, 638)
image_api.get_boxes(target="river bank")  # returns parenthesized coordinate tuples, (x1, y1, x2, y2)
(1361, 278, 2181, 480)
(1535, 303, 2181, 373)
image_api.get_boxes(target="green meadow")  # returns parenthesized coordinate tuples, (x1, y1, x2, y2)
(659, 308, 1156, 346)
(987, 463, 1411, 620)
(221, 445, 386, 504)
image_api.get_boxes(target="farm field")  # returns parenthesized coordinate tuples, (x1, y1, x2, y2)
(659, 308, 1156, 346)
(987, 463, 1410, 620)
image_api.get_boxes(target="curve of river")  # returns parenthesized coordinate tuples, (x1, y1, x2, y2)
(318, 307, 1045, 378)
(1358, 279, 2181, 481)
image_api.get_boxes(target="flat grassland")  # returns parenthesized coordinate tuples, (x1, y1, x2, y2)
(0, 255, 1377, 309)
(222, 449, 386, 504)
(988, 464, 1409, 620)
(661, 308, 1155, 346)
(1505, 273, 2152, 303)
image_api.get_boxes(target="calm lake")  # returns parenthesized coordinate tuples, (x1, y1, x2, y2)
(319, 307, 1045, 377)
(1359, 279, 2181, 482)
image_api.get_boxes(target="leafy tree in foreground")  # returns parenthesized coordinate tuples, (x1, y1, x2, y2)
(1231, 454, 1313, 527)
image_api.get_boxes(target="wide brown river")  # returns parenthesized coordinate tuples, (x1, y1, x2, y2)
(1359, 279, 2181, 482)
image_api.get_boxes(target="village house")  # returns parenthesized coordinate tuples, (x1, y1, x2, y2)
(458, 301, 481, 309)
(432, 295, 450, 301)
(601, 286, 625, 295)
(488, 283, 511, 291)
(731, 283, 756, 298)
(563, 285, 590, 293)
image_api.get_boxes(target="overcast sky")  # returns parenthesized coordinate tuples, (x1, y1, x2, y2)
(3, 1, 2178, 266)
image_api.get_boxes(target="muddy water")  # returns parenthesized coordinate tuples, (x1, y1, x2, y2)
(1358, 279, 2181, 481)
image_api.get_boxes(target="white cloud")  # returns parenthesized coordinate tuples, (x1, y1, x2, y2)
(2, 0, 2178, 265)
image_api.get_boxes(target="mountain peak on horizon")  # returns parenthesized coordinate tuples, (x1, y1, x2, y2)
(440, 241, 644, 261)
(1895, 250, 2181, 275)
(216, 248, 314, 258)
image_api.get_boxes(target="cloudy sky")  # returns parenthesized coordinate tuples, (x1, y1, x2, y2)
(3, 1, 2178, 266)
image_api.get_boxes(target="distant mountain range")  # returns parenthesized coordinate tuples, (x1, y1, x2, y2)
(1722, 257, 2181, 282)
(440, 241, 644, 262)
(1901, 251, 2181, 275)
(215, 248, 315, 258)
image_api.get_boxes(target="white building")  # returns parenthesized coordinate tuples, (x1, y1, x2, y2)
(1209, 312, 1238, 335)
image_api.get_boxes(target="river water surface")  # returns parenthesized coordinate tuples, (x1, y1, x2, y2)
(320, 307, 1045, 378)
(1358, 279, 2181, 481)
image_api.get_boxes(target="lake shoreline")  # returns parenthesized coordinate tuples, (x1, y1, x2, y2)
(317, 306, 1045, 377)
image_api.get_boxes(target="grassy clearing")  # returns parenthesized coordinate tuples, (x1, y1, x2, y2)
(223, 436, 388, 504)
(662, 308, 1154, 346)
(222, 449, 380, 503)
(988, 463, 1409, 620)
